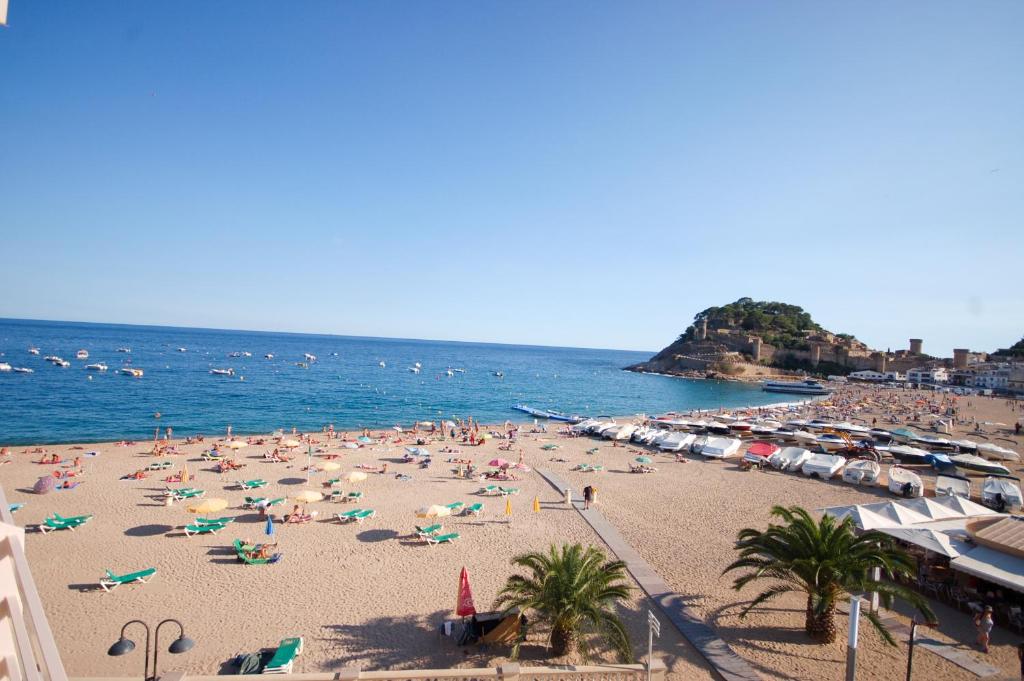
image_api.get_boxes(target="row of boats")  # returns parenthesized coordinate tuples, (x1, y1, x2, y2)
(570, 417, 1023, 512)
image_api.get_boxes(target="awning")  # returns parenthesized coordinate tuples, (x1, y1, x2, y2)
(950, 546, 1024, 593)
(876, 526, 972, 558)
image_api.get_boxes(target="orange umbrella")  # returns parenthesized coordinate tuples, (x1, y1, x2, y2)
(504, 497, 512, 517)
(532, 496, 541, 513)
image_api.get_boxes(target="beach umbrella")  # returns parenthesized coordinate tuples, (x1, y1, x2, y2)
(33, 476, 55, 495)
(316, 461, 341, 472)
(282, 439, 301, 448)
(489, 458, 510, 468)
(265, 515, 275, 537)
(416, 504, 451, 519)
(344, 471, 368, 483)
(188, 498, 228, 514)
(456, 566, 477, 617)
(181, 463, 190, 483)
(635, 456, 652, 464)
(228, 440, 247, 450)
(294, 490, 323, 504)
(504, 497, 513, 517)
(357, 436, 373, 444)
(532, 496, 541, 513)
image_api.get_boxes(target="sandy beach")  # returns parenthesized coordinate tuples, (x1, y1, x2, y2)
(3, 385, 1022, 681)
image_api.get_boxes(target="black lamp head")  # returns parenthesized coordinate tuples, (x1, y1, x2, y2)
(107, 637, 136, 657)
(168, 636, 194, 654)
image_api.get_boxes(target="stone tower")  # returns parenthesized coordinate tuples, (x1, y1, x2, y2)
(700, 318, 708, 340)
(749, 337, 763, 362)
(953, 348, 970, 369)
(909, 338, 923, 355)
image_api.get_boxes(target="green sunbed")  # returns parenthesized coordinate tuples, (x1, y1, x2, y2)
(424, 532, 460, 546)
(444, 501, 464, 510)
(263, 637, 303, 673)
(479, 485, 498, 495)
(100, 567, 156, 592)
(239, 550, 282, 566)
(238, 479, 268, 490)
(499, 487, 520, 496)
(244, 496, 267, 508)
(39, 515, 91, 534)
(196, 517, 235, 526)
(53, 512, 92, 524)
(9, 503, 24, 514)
(415, 524, 442, 537)
(183, 522, 227, 537)
(336, 509, 374, 523)
(464, 503, 483, 516)
(345, 491, 363, 502)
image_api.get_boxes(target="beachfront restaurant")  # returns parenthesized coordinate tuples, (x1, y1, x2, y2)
(822, 497, 1024, 633)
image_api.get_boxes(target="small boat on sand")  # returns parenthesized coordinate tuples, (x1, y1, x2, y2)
(887, 465, 923, 498)
(842, 459, 881, 485)
(802, 453, 845, 479)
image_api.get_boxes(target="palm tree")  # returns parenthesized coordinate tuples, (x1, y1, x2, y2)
(723, 505, 934, 644)
(496, 543, 634, 662)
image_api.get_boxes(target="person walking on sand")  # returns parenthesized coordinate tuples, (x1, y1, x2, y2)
(975, 605, 994, 653)
(583, 485, 593, 510)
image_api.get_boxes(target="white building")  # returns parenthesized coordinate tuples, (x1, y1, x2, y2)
(849, 370, 885, 381)
(965, 364, 1011, 390)
(907, 367, 949, 384)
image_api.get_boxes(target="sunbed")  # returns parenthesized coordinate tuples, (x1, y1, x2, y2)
(499, 487, 520, 496)
(424, 532, 460, 546)
(328, 489, 345, 503)
(262, 636, 303, 674)
(415, 524, 442, 537)
(237, 479, 268, 490)
(99, 567, 156, 592)
(38, 514, 93, 534)
(463, 503, 484, 516)
(233, 539, 282, 565)
(336, 509, 374, 523)
(444, 501, 464, 511)
(344, 491, 363, 503)
(200, 451, 224, 461)
(183, 521, 227, 537)
(196, 517, 235, 526)
(146, 461, 173, 471)
(52, 512, 92, 524)
(478, 485, 499, 495)
(244, 496, 267, 509)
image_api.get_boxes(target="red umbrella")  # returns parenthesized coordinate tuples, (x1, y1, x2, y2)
(456, 566, 477, 617)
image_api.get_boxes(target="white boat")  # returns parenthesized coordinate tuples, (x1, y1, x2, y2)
(935, 474, 971, 498)
(604, 424, 638, 441)
(445, 369, 454, 377)
(700, 437, 742, 459)
(85, 363, 108, 371)
(887, 465, 924, 498)
(43, 355, 59, 363)
(657, 432, 695, 452)
(981, 476, 1022, 512)
(116, 347, 131, 353)
(948, 439, 979, 452)
(842, 459, 881, 485)
(120, 368, 144, 377)
(976, 442, 1020, 462)
(210, 368, 235, 376)
(56, 360, 70, 368)
(802, 453, 845, 479)
(770, 447, 812, 472)
(304, 353, 317, 362)
(76, 349, 89, 360)
(379, 361, 385, 368)
(816, 434, 849, 452)
(177, 347, 187, 352)
(762, 379, 831, 395)
(28, 348, 40, 355)
(889, 445, 931, 464)
(0, 363, 10, 372)
(591, 422, 618, 436)
(949, 454, 1011, 476)
(409, 367, 420, 374)
(265, 354, 274, 359)
(12, 367, 33, 374)
(792, 430, 819, 446)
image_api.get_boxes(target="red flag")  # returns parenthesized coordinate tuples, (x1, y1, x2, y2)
(456, 566, 476, 617)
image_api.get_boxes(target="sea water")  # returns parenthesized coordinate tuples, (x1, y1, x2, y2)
(0, 319, 794, 444)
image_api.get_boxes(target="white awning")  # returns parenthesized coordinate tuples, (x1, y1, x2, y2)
(876, 526, 972, 559)
(950, 546, 1024, 594)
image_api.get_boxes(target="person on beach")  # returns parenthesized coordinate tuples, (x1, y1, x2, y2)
(975, 605, 994, 653)
(583, 485, 594, 510)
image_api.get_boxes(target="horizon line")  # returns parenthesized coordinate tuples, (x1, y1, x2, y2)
(0, 316, 656, 355)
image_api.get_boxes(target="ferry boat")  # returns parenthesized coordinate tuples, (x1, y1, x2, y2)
(120, 367, 144, 377)
(76, 349, 89, 360)
(85, 363, 108, 371)
(761, 379, 831, 396)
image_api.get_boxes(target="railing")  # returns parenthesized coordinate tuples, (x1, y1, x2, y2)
(0, 486, 70, 681)
(72, 661, 666, 681)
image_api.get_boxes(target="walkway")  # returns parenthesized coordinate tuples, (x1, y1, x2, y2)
(536, 469, 762, 681)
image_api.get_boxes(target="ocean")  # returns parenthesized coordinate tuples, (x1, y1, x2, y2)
(0, 319, 797, 444)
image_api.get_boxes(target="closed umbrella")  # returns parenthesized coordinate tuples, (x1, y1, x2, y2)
(265, 515, 275, 537)
(416, 504, 451, 519)
(504, 497, 512, 517)
(532, 496, 541, 513)
(456, 567, 477, 617)
(294, 490, 323, 503)
(188, 498, 228, 514)
(344, 471, 368, 483)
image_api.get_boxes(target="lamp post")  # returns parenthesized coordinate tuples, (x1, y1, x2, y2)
(905, 616, 939, 681)
(108, 619, 194, 681)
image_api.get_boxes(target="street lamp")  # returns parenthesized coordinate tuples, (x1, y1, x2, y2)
(108, 619, 194, 681)
(905, 616, 939, 681)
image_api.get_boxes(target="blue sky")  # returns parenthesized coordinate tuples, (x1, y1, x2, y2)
(1, 2, 1021, 355)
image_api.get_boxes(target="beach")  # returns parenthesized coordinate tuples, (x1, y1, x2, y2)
(3, 385, 1022, 680)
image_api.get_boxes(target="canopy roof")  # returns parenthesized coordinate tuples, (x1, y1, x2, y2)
(822, 495, 1001, 531)
(950, 546, 1024, 593)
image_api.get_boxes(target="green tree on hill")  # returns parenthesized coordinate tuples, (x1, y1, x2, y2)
(678, 298, 833, 350)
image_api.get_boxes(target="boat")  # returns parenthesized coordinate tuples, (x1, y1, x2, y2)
(802, 453, 846, 479)
(976, 442, 1020, 462)
(409, 367, 420, 374)
(453, 368, 466, 373)
(210, 368, 235, 376)
(770, 447, 813, 471)
(43, 355, 59, 363)
(657, 432, 696, 452)
(743, 441, 779, 466)
(28, 348, 39, 355)
(228, 351, 243, 358)
(12, 367, 33, 374)
(265, 354, 274, 359)
(842, 459, 881, 485)
(445, 369, 454, 377)
(120, 368, 144, 377)
(0, 363, 10, 372)
(815, 433, 849, 452)
(493, 371, 504, 378)
(887, 465, 924, 498)
(378, 361, 385, 368)
(700, 437, 742, 459)
(935, 474, 971, 499)
(116, 347, 131, 353)
(981, 475, 1022, 512)
(729, 421, 753, 433)
(243, 352, 252, 357)
(513, 404, 552, 419)
(912, 435, 951, 449)
(792, 430, 819, 446)
(888, 428, 918, 443)
(55, 360, 70, 368)
(948, 439, 979, 452)
(924, 453, 957, 473)
(304, 353, 317, 362)
(177, 347, 187, 352)
(949, 454, 1011, 476)
(76, 349, 89, 360)
(762, 379, 831, 395)
(414, 362, 421, 368)
(605, 425, 638, 441)
(295, 362, 308, 369)
(888, 444, 931, 464)
(85, 363, 108, 372)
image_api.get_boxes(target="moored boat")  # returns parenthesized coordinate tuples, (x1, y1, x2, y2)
(210, 368, 235, 376)
(12, 367, 33, 374)
(887, 465, 923, 498)
(981, 475, 1022, 512)
(802, 453, 845, 479)
(700, 437, 741, 459)
(770, 446, 812, 472)
(842, 459, 881, 485)
(76, 349, 89, 360)
(762, 379, 831, 395)
(85, 363, 108, 371)
(949, 454, 1011, 476)
(120, 367, 144, 377)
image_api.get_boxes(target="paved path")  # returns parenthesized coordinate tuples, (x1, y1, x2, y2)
(537, 469, 762, 681)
